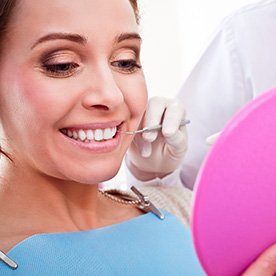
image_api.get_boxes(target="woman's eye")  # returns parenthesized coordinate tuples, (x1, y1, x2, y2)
(42, 62, 79, 78)
(111, 59, 141, 73)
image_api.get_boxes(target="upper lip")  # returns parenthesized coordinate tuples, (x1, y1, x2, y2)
(60, 121, 124, 130)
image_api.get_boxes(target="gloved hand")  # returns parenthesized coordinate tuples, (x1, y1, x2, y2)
(126, 97, 188, 181)
(206, 132, 221, 145)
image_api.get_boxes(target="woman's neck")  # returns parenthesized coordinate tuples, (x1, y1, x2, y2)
(0, 160, 104, 232)
(0, 161, 142, 252)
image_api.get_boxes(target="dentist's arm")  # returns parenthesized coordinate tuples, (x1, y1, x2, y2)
(126, 97, 188, 183)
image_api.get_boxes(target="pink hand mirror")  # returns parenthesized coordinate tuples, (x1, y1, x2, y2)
(191, 87, 276, 275)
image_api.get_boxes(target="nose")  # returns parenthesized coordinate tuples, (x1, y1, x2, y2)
(81, 65, 124, 112)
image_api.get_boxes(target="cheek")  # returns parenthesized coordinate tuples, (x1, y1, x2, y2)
(11, 72, 75, 127)
(123, 75, 148, 118)
(0, 71, 76, 144)
(0, 70, 55, 118)
(19, 76, 61, 115)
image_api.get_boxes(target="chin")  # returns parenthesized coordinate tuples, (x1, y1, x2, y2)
(61, 160, 122, 185)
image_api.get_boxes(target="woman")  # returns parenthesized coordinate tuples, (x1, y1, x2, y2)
(0, 0, 202, 275)
(0, 0, 274, 275)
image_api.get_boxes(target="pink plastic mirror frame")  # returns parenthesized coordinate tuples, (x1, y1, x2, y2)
(192, 88, 276, 275)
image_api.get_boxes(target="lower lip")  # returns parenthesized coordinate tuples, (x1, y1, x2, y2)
(60, 131, 121, 153)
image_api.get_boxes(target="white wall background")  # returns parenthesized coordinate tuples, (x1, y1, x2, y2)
(104, 0, 257, 188)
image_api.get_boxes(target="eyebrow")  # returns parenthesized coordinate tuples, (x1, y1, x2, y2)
(31, 32, 141, 50)
(115, 32, 142, 44)
(31, 33, 87, 49)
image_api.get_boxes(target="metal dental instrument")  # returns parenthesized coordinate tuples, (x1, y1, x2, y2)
(131, 186, 165, 220)
(0, 250, 18, 269)
(119, 119, 190, 135)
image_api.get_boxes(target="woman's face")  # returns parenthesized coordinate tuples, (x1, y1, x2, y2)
(0, 0, 147, 184)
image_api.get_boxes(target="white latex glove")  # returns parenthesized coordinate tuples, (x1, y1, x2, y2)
(206, 131, 221, 145)
(127, 97, 188, 181)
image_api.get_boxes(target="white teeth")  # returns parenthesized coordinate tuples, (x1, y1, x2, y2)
(73, 131, 78, 139)
(103, 128, 113, 140)
(111, 127, 117, 136)
(62, 127, 117, 142)
(78, 130, 86, 141)
(94, 129, 104, 141)
(86, 129, 94, 140)
(67, 130, 73, 137)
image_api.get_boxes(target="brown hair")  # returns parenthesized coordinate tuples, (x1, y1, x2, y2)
(0, 0, 16, 47)
(129, 0, 139, 23)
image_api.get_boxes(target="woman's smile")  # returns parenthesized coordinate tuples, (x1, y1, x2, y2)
(59, 121, 124, 153)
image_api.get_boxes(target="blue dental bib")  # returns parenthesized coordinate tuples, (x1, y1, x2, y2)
(0, 211, 204, 275)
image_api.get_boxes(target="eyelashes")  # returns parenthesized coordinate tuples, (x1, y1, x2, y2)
(40, 51, 81, 78)
(40, 51, 142, 78)
(111, 59, 142, 73)
(42, 59, 142, 78)
(42, 62, 80, 78)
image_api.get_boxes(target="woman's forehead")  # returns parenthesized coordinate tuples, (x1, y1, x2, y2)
(4, 0, 138, 51)
(10, 0, 137, 31)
